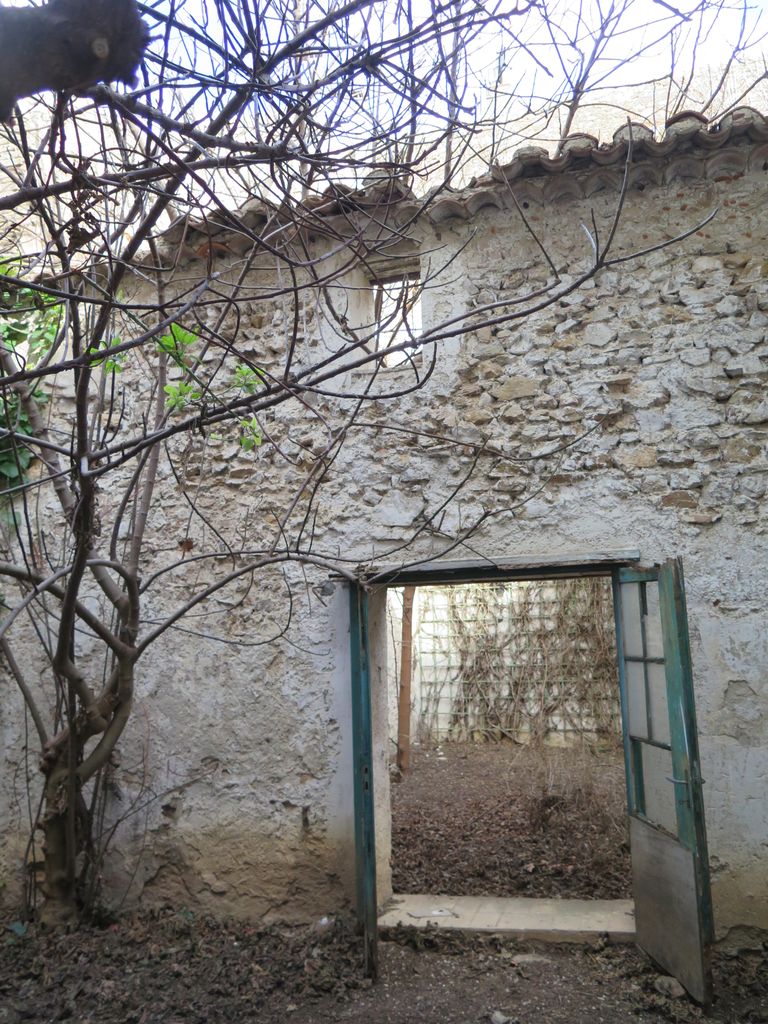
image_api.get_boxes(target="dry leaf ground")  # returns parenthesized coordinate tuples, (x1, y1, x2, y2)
(2, 742, 765, 1023)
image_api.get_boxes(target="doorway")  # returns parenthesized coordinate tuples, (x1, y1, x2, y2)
(386, 577, 631, 904)
(348, 553, 714, 1002)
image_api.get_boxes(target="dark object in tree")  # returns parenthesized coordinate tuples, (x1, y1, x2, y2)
(0, 0, 148, 121)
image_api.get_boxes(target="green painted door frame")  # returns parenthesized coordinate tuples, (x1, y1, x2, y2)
(349, 582, 378, 978)
(348, 555, 713, 998)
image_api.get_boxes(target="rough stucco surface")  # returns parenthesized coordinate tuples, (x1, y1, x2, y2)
(1, 132, 767, 943)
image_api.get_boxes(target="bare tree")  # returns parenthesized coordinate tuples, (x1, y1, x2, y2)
(0, 0, 763, 926)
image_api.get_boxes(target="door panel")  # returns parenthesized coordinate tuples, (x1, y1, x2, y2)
(613, 559, 713, 1005)
(630, 819, 709, 1001)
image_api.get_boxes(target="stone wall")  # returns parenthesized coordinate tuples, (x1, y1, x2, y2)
(1, 123, 767, 942)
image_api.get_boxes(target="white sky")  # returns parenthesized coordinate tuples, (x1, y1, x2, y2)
(2, 0, 767, 213)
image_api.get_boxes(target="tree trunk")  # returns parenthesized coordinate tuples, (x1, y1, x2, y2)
(40, 763, 79, 928)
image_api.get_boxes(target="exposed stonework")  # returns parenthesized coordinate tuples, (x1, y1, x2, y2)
(1, 111, 767, 942)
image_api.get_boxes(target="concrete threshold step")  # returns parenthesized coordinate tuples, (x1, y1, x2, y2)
(378, 894, 635, 943)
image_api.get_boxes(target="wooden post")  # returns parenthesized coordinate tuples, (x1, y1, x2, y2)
(397, 586, 416, 774)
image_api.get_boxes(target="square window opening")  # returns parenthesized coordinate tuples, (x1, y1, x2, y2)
(372, 273, 422, 368)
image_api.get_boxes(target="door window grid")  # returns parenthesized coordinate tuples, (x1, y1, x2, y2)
(619, 578, 677, 834)
(621, 580, 671, 749)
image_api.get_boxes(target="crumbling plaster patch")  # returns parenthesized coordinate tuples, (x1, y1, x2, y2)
(717, 680, 767, 746)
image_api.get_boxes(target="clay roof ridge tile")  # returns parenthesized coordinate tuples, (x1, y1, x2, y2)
(725, 105, 768, 141)
(160, 108, 768, 247)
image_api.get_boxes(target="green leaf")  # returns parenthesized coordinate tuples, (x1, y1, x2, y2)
(164, 382, 201, 412)
(0, 284, 61, 491)
(91, 336, 125, 371)
(233, 364, 265, 394)
(170, 323, 198, 347)
(157, 323, 199, 364)
(238, 416, 262, 451)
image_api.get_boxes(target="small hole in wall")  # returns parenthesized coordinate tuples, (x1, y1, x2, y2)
(522, 201, 530, 209)
(636, 182, 646, 191)
(763, 161, 768, 171)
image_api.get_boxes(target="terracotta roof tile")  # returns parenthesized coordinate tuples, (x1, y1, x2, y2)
(163, 107, 768, 255)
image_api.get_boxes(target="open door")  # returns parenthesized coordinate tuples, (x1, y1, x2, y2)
(613, 559, 714, 1004)
(349, 583, 378, 978)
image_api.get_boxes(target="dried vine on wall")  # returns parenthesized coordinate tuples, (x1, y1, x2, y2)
(414, 579, 620, 746)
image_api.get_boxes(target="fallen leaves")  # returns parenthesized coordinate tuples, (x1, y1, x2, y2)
(392, 744, 632, 900)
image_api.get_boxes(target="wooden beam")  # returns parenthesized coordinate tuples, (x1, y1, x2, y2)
(361, 550, 642, 587)
(396, 585, 415, 774)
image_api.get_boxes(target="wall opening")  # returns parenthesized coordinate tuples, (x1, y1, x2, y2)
(383, 576, 632, 904)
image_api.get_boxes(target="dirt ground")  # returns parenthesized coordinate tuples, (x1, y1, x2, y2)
(2, 910, 767, 1023)
(391, 742, 632, 899)
(1, 742, 765, 1023)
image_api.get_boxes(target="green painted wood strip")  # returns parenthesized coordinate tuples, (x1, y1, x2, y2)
(349, 584, 378, 979)
(658, 560, 714, 949)
(612, 569, 638, 815)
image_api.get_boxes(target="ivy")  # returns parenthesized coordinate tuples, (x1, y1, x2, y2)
(233, 364, 265, 394)
(91, 335, 126, 373)
(0, 289, 60, 365)
(0, 395, 35, 485)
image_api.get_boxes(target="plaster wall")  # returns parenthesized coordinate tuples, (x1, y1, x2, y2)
(2, 135, 768, 942)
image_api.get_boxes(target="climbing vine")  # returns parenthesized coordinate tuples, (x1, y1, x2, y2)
(412, 579, 620, 746)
